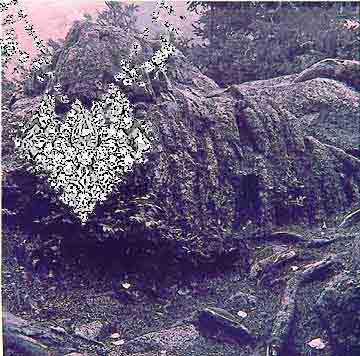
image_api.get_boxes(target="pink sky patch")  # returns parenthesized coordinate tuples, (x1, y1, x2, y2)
(2, 1, 197, 80)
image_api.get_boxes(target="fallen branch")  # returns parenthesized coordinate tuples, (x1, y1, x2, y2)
(304, 238, 335, 248)
(4, 330, 50, 356)
(3, 312, 53, 356)
(266, 232, 306, 244)
(3, 311, 108, 355)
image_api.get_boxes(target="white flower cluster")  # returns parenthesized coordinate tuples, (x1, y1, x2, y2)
(1, 28, 18, 68)
(0, 0, 53, 80)
(114, 36, 176, 86)
(16, 84, 153, 224)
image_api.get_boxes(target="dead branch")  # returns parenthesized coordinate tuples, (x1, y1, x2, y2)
(2, 311, 108, 355)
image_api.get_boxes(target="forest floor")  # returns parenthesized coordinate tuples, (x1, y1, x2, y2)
(2, 205, 360, 356)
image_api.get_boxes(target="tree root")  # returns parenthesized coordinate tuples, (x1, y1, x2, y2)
(303, 234, 355, 248)
(338, 208, 360, 229)
(266, 254, 343, 356)
(293, 58, 360, 90)
(265, 232, 306, 244)
(249, 230, 355, 249)
(250, 249, 297, 285)
(250, 231, 307, 244)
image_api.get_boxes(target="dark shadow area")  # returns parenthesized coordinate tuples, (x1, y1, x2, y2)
(3, 221, 248, 305)
(345, 148, 360, 159)
(232, 174, 261, 230)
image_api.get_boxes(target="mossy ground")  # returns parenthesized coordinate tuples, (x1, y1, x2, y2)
(2, 204, 359, 355)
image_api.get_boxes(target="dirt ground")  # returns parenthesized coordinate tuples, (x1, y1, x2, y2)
(2, 204, 360, 356)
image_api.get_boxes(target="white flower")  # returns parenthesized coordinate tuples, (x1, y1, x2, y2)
(114, 72, 127, 81)
(108, 125, 118, 136)
(109, 155, 117, 163)
(43, 142, 53, 154)
(142, 62, 156, 73)
(17, 78, 156, 223)
(152, 55, 164, 66)
(63, 161, 74, 175)
(129, 69, 138, 78)
(123, 78, 133, 86)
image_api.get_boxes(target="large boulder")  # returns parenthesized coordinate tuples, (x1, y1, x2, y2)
(2, 20, 360, 265)
(44, 21, 168, 106)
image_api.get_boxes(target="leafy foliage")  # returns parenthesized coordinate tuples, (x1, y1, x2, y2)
(83, 12, 93, 22)
(96, 1, 139, 32)
(185, 1, 360, 87)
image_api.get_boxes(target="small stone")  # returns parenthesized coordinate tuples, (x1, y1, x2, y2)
(177, 288, 190, 296)
(32, 259, 40, 267)
(110, 332, 121, 339)
(290, 265, 299, 271)
(111, 339, 125, 346)
(74, 320, 105, 340)
(236, 310, 248, 318)
(308, 338, 326, 349)
(50, 325, 67, 334)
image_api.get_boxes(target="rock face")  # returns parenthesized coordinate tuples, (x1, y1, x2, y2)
(3, 20, 360, 263)
(315, 276, 360, 356)
(293, 58, 360, 89)
(292, 60, 360, 158)
(46, 22, 143, 101)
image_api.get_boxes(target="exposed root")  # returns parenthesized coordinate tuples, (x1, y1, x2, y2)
(250, 249, 297, 285)
(338, 208, 360, 229)
(249, 229, 355, 250)
(71, 332, 107, 348)
(304, 238, 335, 248)
(267, 254, 342, 355)
(250, 231, 307, 244)
(266, 232, 306, 244)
